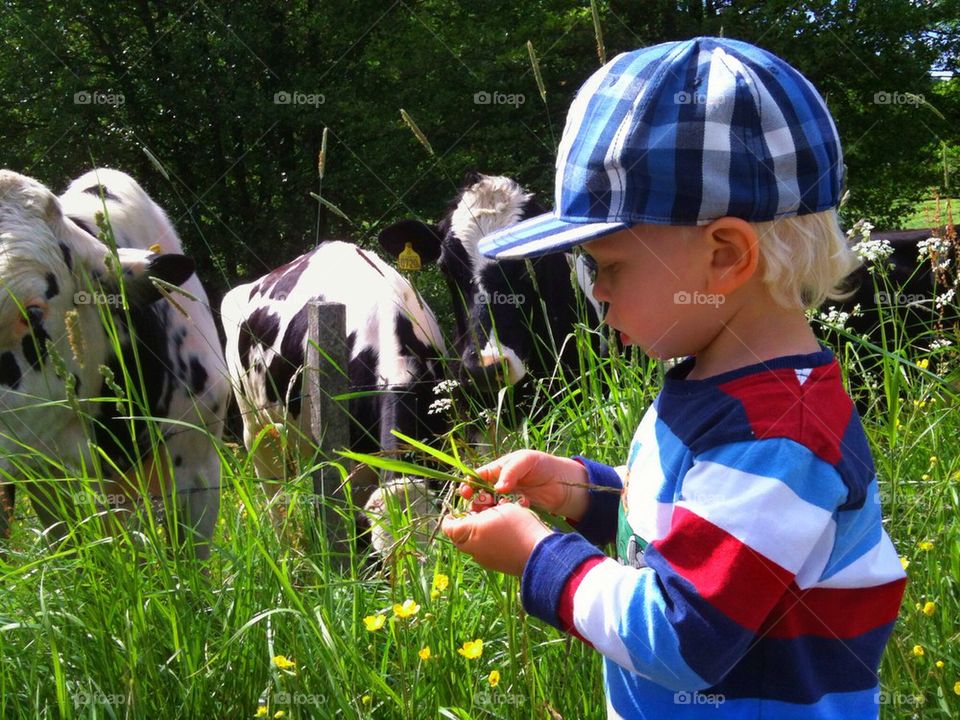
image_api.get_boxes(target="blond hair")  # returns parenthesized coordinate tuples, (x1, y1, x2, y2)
(753, 209, 860, 310)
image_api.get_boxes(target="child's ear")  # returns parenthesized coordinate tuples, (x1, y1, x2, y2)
(702, 217, 760, 294)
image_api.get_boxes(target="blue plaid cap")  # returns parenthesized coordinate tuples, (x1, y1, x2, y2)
(479, 36, 844, 259)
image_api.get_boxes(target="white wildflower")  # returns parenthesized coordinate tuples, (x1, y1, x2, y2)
(817, 304, 859, 329)
(432, 379, 461, 395)
(917, 236, 951, 262)
(934, 288, 955, 310)
(427, 397, 453, 415)
(847, 219, 874, 240)
(928, 338, 954, 351)
(853, 237, 894, 265)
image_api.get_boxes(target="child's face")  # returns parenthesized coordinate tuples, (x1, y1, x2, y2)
(583, 224, 729, 360)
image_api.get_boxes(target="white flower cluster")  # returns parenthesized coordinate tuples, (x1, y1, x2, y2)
(853, 238, 894, 266)
(917, 235, 951, 262)
(927, 338, 953, 351)
(934, 287, 955, 310)
(432, 379, 461, 395)
(917, 235, 954, 274)
(427, 397, 453, 416)
(817, 304, 861, 330)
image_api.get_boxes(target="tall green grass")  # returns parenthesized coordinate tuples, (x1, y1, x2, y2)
(1, 229, 958, 719)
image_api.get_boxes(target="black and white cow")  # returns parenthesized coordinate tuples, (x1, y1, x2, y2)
(221, 240, 448, 547)
(0, 168, 229, 555)
(378, 173, 605, 402)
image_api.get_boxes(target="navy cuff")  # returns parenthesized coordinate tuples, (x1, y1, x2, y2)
(521, 532, 606, 630)
(570, 456, 622, 546)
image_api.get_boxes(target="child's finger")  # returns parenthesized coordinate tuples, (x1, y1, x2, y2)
(467, 491, 496, 513)
(459, 483, 475, 499)
(492, 452, 538, 493)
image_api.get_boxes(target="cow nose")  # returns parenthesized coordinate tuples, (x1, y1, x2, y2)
(458, 349, 503, 395)
(25, 304, 46, 330)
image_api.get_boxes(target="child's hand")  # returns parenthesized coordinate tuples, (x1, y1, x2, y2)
(462, 450, 589, 522)
(441, 501, 553, 576)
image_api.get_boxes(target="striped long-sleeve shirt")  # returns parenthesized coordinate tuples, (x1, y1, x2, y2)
(521, 348, 906, 719)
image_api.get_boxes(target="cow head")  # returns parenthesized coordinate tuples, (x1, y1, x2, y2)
(0, 169, 194, 410)
(379, 173, 602, 400)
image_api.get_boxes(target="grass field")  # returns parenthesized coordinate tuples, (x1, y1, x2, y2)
(900, 198, 957, 231)
(0, 228, 958, 719)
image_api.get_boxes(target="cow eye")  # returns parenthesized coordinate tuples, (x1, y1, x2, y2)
(581, 254, 598, 283)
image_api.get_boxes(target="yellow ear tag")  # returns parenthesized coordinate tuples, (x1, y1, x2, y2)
(398, 242, 421, 271)
(148, 243, 162, 254)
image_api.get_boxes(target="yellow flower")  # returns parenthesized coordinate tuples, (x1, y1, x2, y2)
(255, 707, 268, 719)
(362, 694, 372, 707)
(929, 456, 938, 464)
(488, 669, 501, 687)
(457, 638, 483, 660)
(913, 645, 925, 657)
(917, 358, 929, 370)
(919, 540, 934, 552)
(922, 474, 930, 481)
(274, 712, 286, 719)
(418, 646, 431, 661)
(922, 601, 936, 616)
(936, 660, 944, 669)
(900, 557, 910, 570)
(954, 680, 960, 696)
(272, 655, 296, 670)
(393, 599, 421, 619)
(364, 614, 387, 632)
(433, 573, 449, 592)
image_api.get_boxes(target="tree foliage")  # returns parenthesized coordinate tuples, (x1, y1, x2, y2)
(1, 0, 957, 304)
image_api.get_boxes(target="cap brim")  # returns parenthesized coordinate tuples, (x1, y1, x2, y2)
(478, 211, 628, 259)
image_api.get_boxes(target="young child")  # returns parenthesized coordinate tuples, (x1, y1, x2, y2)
(441, 37, 906, 719)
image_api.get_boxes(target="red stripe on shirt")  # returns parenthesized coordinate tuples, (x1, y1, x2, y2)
(759, 577, 908, 639)
(558, 555, 607, 644)
(652, 506, 795, 632)
(718, 362, 852, 466)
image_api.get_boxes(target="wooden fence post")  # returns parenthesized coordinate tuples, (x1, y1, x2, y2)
(304, 301, 350, 559)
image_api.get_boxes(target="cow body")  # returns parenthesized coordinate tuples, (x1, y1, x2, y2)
(221, 241, 448, 503)
(0, 169, 228, 555)
(379, 173, 605, 404)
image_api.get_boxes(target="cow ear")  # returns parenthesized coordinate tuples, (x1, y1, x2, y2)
(378, 220, 442, 265)
(462, 169, 484, 188)
(524, 195, 549, 217)
(99, 248, 196, 306)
